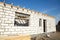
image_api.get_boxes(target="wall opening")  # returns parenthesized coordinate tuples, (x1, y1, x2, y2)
(39, 19, 42, 27)
(14, 12, 30, 26)
(43, 19, 46, 32)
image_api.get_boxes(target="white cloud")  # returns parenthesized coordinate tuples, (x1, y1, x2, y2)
(56, 13, 60, 24)
(42, 8, 57, 13)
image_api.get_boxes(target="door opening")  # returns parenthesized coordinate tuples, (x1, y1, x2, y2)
(43, 19, 46, 32)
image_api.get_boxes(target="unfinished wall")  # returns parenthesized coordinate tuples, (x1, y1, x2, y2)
(0, 2, 43, 36)
(0, 2, 15, 35)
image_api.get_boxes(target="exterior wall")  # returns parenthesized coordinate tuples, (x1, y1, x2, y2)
(0, 2, 56, 36)
(30, 12, 56, 33)
(46, 17, 56, 32)
(0, 2, 15, 35)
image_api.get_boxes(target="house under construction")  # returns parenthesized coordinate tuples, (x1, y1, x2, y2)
(0, 2, 56, 40)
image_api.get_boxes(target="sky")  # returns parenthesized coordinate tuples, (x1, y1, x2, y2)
(0, 0, 60, 23)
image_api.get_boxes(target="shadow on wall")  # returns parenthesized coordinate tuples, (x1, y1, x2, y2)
(56, 21, 60, 32)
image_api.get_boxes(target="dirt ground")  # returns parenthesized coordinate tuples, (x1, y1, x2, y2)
(36, 32, 60, 40)
(49, 32, 60, 40)
(0, 32, 60, 40)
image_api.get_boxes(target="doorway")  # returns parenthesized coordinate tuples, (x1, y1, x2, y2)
(43, 19, 46, 32)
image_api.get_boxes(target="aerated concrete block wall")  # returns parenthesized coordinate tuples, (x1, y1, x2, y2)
(0, 2, 16, 35)
(0, 2, 40, 36)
